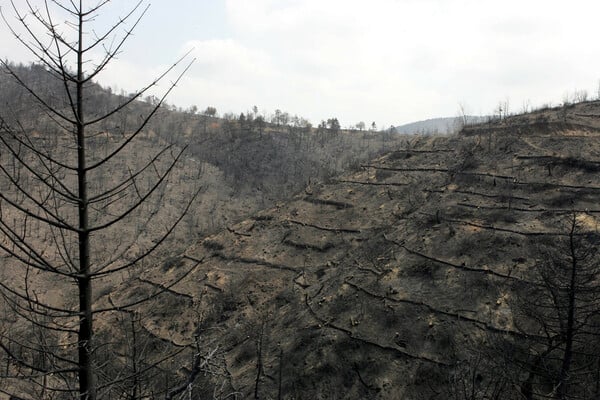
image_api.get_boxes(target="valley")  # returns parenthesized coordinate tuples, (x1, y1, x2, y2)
(2, 57, 600, 400)
(1, 2, 599, 399)
(98, 101, 600, 398)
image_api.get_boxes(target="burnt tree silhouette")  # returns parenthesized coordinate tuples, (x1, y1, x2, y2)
(0, 1, 197, 399)
(505, 213, 600, 399)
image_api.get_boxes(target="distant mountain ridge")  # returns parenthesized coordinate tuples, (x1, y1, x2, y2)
(394, 115, 486, 134)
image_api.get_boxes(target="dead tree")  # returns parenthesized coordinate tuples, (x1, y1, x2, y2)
(506, 213, 600, 399)
(0, 1, 198, 399)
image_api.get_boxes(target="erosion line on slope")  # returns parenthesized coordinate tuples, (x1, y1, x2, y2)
(287, 219, 361, 233)
(416, 213, 569, 237)
(227, 226, 252, 237)
(303, 295, 450, 366)
(213, 252, 297, 272)
(343, 279, 529, 339)
(362, 165, 517, 180)
(137, 278, 193, 300)
(382, 235, 535, 284)
(302, 197, 354, 209)
(445, 189, 528, 201)
(337, 180, 409, 187)
(456, 202, 600, 214)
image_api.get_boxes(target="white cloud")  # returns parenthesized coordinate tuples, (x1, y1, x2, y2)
(170, 39, 280, 114)
(3, 0, 600, 126)
(184, 39, 274, 84)
(0, 1, 75, 65)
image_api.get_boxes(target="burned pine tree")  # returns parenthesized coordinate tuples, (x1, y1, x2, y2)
(0, 1, 199, 398)
(497, 213, 600, 400)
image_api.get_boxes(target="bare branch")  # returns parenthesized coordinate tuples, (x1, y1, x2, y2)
(82, 2, 148, 80)
(88, 146, 187, 232)
(84, 52, 194, 134)
(88, 144, 174, 204)
(93, 257, 201, 314)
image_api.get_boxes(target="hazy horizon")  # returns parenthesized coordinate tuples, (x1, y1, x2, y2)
(1, 0, 598, 127)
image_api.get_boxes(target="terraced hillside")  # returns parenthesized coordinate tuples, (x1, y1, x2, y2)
(104, 100, 600, 399)
(6, 101, 599, 399)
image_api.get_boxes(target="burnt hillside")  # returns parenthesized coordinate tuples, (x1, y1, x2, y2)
(0, 62, 407, 240)
(112, 100, 600, 399)
(3, 61, 600, 398)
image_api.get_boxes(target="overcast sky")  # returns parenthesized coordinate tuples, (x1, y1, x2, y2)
(1, 0, 599, 127)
